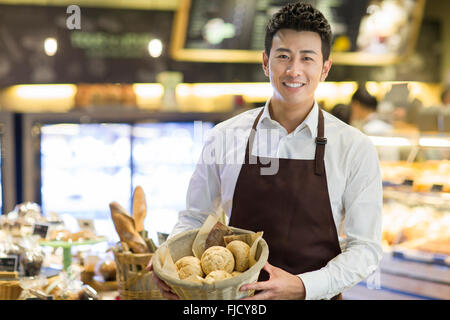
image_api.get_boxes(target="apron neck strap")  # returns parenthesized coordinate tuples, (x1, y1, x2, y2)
(314, 108, 326, 176)
(246, 108, 265, 161)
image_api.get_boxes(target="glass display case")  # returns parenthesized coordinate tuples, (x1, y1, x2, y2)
(20, 110, 228, 242)
(370, 132, 450, 263)
(131, 121, 214, 241)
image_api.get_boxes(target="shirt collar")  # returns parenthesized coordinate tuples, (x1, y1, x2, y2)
(258, 98, 319, 138)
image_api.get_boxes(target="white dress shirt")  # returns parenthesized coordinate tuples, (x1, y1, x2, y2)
(171, 99, 383, 300)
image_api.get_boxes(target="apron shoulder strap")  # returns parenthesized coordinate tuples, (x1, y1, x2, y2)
(246, 108, 265, 161)
(314, 109, 327, 176)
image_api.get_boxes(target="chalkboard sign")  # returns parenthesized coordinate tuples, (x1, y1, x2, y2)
(0, 5, 173, 86)
(0, 255, 19, 272)
(170, 0, 425, 65)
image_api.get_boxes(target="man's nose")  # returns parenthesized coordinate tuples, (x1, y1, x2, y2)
(286, 59, 303, 77)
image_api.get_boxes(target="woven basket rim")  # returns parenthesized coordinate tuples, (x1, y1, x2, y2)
(152, 227, 269, 290)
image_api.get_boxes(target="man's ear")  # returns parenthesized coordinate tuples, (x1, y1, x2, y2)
(320, 59, 332, 81)
(262, 51, 269, 77)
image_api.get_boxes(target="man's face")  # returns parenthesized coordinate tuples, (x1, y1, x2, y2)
(263, 29, 332, 110)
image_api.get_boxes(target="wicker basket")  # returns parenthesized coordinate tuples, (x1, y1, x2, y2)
(113, 251, 163, 300)
(152, 227, 269, 300)
(0, 280, 22, 300)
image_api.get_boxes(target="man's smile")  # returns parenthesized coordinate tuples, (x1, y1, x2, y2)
(283, 81, 306, 89)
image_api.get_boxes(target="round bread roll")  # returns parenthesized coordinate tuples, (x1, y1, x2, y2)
(175, 256, 204, 280)
(231, 271, 242, 277)
(201, 246, 235, 275)
(226, 240, 250, 272)
(204, 270, 232, 284)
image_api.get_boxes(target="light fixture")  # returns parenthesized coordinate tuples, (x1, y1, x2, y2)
(14, 84, 76, 99)
(368, 136, 412, 147)
(418, 138, 450, 148)
(44, 38, 58, 56)
(148, 39, 163, 58)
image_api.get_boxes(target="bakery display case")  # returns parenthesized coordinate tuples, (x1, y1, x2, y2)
(360, 132, 450, 299)
(377, 133, 450, 259)
(19, 110, 228, 242)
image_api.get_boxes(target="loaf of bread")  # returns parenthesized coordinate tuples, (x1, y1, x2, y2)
(109, 202, 148, 253)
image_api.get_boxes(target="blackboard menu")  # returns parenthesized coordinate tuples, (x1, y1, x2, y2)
(0, 5, 174, 86)
(184, 0, 368, 51)
(171, 0, 425, 64)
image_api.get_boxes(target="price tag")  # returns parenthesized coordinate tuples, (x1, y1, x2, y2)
(431, 184, 443, 192)
(77, 219, 96, 233)
(32, 223, 49, 239)
(402, 179, 414, 187)
(0, 255, 19, 272)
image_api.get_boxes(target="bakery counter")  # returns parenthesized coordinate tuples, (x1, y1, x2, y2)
(343, 252, 450, 300)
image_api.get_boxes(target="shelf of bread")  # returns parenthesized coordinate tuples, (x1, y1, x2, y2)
(0, 202, 116, 300)
(380, 159, 450, 266)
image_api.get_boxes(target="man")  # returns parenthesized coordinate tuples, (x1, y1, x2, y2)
(148, 2, 382, 300)
(350, 86, 393, 136)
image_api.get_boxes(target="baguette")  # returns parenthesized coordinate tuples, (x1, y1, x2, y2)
(109, 202, 148, 253)
(132, 186, 147, 233)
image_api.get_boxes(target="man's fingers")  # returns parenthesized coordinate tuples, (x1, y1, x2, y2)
(161, 290, 179, 300)
(241, 290, 272, 300)
(263, 262, 275, 276)
(153, 274, 171, 292)
(240, 280, 270, 292)
(146, 258, 153, 271)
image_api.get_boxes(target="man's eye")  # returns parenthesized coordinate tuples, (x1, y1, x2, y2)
(277, 55, 289, 59)
(303, 56, 313, 61)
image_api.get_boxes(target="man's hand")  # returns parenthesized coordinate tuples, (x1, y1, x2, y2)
(240, 262, 306, 300)
(146, 257, 179, 300)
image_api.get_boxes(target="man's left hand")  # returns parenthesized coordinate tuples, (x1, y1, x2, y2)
(239, 262, 306, 300)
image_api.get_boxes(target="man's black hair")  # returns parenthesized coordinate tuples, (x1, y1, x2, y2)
(352, 87, 378, 111)
(264, 2, 332, 62)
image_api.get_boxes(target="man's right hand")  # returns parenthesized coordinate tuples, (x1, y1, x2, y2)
(146, 257, 180, 300)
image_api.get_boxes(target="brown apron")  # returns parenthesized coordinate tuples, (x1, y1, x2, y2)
(229, 107, 342, 300)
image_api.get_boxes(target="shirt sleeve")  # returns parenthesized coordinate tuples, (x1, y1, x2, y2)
(299, 136, 383, 300)
(170, 129, 223, 237)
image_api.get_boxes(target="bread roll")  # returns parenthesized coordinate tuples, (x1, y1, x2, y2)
(226, 240, 250, 272)
(231, 271, 242, 277)
(175, 256, 204, 280)
(200, 246, 234, 275)
(204, 270, 232, 284)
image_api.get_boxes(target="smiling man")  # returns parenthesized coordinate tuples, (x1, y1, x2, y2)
(149, 2, 383, 300)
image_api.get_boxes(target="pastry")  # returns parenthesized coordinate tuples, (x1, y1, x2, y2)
(200, 246, 234, 275)
(109, 202, 148, 253)
(175, 256, 204, 280)
(98, 260, 117, 281)
(226, 240, 250, 272)
(204, 270, 232, 284)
